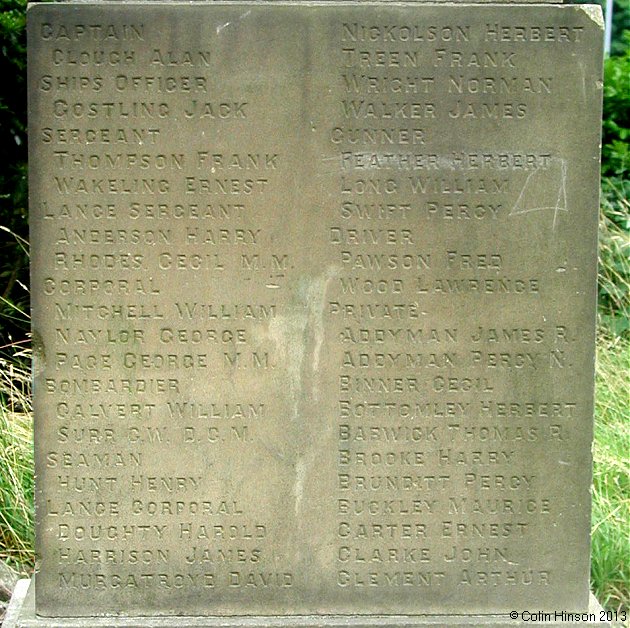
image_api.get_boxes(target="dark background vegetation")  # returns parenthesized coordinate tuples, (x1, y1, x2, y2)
(0, 0, 29, 355)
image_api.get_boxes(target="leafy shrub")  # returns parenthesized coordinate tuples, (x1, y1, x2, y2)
(599, 31, 630, 337)
(0, 0, 29, 351)
(602, 32, 630, 178)
(609, 0, 630, 56)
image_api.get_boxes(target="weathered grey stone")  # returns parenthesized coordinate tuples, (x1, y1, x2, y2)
(2, 580, 29, 628)
(0, 561, 20, 626)
(4, 580, 618, 627)
(27, 0, 604, 621)
(0, 561, 19, 600)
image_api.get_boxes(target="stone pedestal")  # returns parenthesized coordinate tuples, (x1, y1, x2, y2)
(3, 580, 615, 628)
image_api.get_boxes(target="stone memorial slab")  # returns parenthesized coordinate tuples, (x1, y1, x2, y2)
(26, 1, 605, 624)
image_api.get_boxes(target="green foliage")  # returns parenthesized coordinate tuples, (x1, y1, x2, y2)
(610, 0, 630, 56)
(599, 31, 630, 337)
(573, 25, 629, 608)
(591, 334, 630, 611)
(0, 0, 29, 350)
(599, 179, 630, 336)
(602, 32, 630, 177)
(0, 349, 33, 573)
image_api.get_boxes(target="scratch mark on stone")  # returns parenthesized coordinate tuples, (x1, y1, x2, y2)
(258, 440, 287, 464)
(216, 21, 231, 34)
(511, 169, 538, 216)
(509, 158, 568, 230)
(293, 458, 306, 517)
(552, 160, 568, 231)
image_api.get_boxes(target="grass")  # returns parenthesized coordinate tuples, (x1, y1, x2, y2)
(0, 348, 33, 575)
(590, 178, 630, 612)
(591, 333, 630, 613)
(598, 179, 630, 337)
(590, 177, 630, 613)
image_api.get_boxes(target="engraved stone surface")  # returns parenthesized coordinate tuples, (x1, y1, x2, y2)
(28, 1, 603, 619)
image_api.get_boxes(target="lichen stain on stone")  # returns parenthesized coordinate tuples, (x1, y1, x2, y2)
(31, 330, 46, 377)
(263, 267, 339, 416)
(266, 309, 308, 424)
(304, 266, 338, 392)
(577, 5, 604, 29)
(262, 269, 339, 521)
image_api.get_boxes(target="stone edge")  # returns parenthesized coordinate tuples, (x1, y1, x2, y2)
(3, 580, 613, 628)
(28, 0, 571, 6)
(2, 580, 29, 628)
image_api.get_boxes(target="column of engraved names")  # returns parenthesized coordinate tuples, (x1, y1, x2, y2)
(33, 15, 287, 599)
(423, 17, 584, 594)
(331, 19, 445, 594)
(36, 21, 172, 594)
(327, 14, 581, 600)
